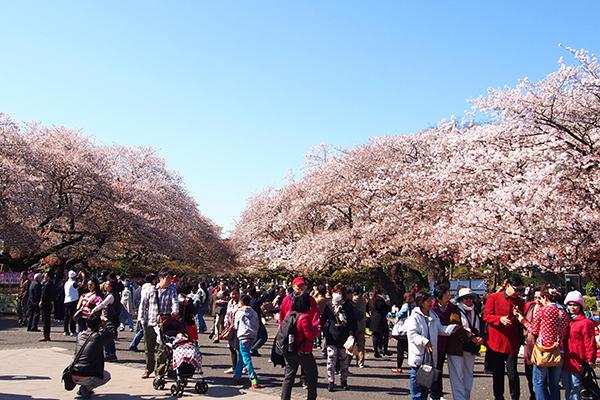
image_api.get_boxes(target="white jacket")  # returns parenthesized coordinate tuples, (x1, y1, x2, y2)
(406, 307, 456, 368)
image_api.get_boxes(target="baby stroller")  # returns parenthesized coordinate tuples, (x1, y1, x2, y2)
(152, 317, 208, 397)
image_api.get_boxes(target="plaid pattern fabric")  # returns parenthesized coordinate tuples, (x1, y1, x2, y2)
(158, 285, 178, 317)
(139, 283, 159, 326)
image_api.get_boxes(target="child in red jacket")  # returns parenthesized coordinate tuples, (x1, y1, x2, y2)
(563, 291, 597, 399)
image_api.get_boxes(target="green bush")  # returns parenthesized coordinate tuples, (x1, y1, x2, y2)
(585, 281, 596, 297)
(583, 295, 597, 312)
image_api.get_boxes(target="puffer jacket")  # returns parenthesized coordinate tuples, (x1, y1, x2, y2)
(71, 321, 116, 378)
(406, 307, 456, 368)
(564, 313, 597, 374)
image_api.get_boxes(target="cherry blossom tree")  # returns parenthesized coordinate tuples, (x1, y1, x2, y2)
(0, 114, 232, 272)
(232, 48, 600, 287)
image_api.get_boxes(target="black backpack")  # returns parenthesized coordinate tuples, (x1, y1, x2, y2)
(274, 311, 299, 356)
(580, 361, 600, 400)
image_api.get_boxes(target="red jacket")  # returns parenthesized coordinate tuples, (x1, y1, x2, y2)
(564, 314, 597, 374)
(279, 293, 320, 331)
(295, 312, 319, 353)
(483, 291, 524, 354)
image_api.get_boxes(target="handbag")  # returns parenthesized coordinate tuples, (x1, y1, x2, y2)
(531, 342, 561, 367)
(62, 331, 94, 391)
(219, 324, 235, 341)
(343, 335, 358, 356)
(415, 351, 441, 389)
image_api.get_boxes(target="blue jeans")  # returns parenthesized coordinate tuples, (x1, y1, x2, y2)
(130, 320, 143, 349)
(234, 339, 257, 382)
(533, 364, 562, 400)
(563, 371, 582, 400)
(196, 308, 207, 332)
(119, 308, 134, 330)
(409, 367, 429, 400)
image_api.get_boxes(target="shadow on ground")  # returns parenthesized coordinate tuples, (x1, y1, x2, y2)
(0, 375, 51, 381)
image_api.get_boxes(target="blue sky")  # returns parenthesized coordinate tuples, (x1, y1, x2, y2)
(1, 1, 598, 234)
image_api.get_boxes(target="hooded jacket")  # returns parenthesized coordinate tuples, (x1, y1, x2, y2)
(405, 307, 456, 368)
(234, 305, 259, 343)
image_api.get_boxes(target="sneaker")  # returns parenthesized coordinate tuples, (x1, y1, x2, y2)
(129, 346, 139, 352)
(141, 371, 151, 379)
(213, 339, 220, 344)
(75, 386, 92, 399)
(38, 337, 50, 342)
(391, 368, 402, 374)
(328, 382, 335, 392)
(233, 378, 242, 386)
(129, 328, 134, 332)
(358, 363, 365, 368)
(251, 350, 261, 357)
(105, 355, 118, 362)
(224, 368, 234, 374)
(341, 380, 348, 390)
(64, 332, 70, 336)
(251, 382, 262, 389)
(374, 353, 382, 358)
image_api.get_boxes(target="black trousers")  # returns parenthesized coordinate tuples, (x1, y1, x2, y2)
(487, 348, 520, 400)
(281, 353, 318, 400)
(430, 351, 446, 399)
(64, 301, 77, 334)
(27, 305, 40, 331)
(372, 330, 389, 355)
(396, 335, 408, 368)
(41, 306, 52, 339)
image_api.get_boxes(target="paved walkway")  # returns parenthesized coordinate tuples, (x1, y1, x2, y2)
(0, 347, 277, 400)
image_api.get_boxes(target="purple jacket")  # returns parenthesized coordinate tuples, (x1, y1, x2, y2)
(432, 301, 456, 353)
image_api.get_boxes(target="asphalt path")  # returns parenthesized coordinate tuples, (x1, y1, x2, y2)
(0, 315, 531, 399)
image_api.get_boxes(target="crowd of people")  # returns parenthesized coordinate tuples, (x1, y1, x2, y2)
(13, 267, 600, 400)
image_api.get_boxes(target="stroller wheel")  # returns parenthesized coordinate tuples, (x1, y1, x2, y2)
(170, 384, 179, 396)
(152, 378, 162, 390)
(195, 381, 208, 394)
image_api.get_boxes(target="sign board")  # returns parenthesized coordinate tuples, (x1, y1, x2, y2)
(0, 272, 21, 285)
(449, 279, 487, 296)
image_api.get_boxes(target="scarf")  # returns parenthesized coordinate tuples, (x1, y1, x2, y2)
(332, 294, 347, 326)
(458, 302, 480, 333)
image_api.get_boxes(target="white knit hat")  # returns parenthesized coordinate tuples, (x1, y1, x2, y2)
(564, 290, 584, 307)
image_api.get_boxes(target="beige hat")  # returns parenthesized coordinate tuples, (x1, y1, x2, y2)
(457, 287, 476, 301)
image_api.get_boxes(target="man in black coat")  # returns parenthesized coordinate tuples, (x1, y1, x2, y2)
(71, 314, 115, 399)
(27, 273, 43, 332)
(39, 272, 56, 341)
